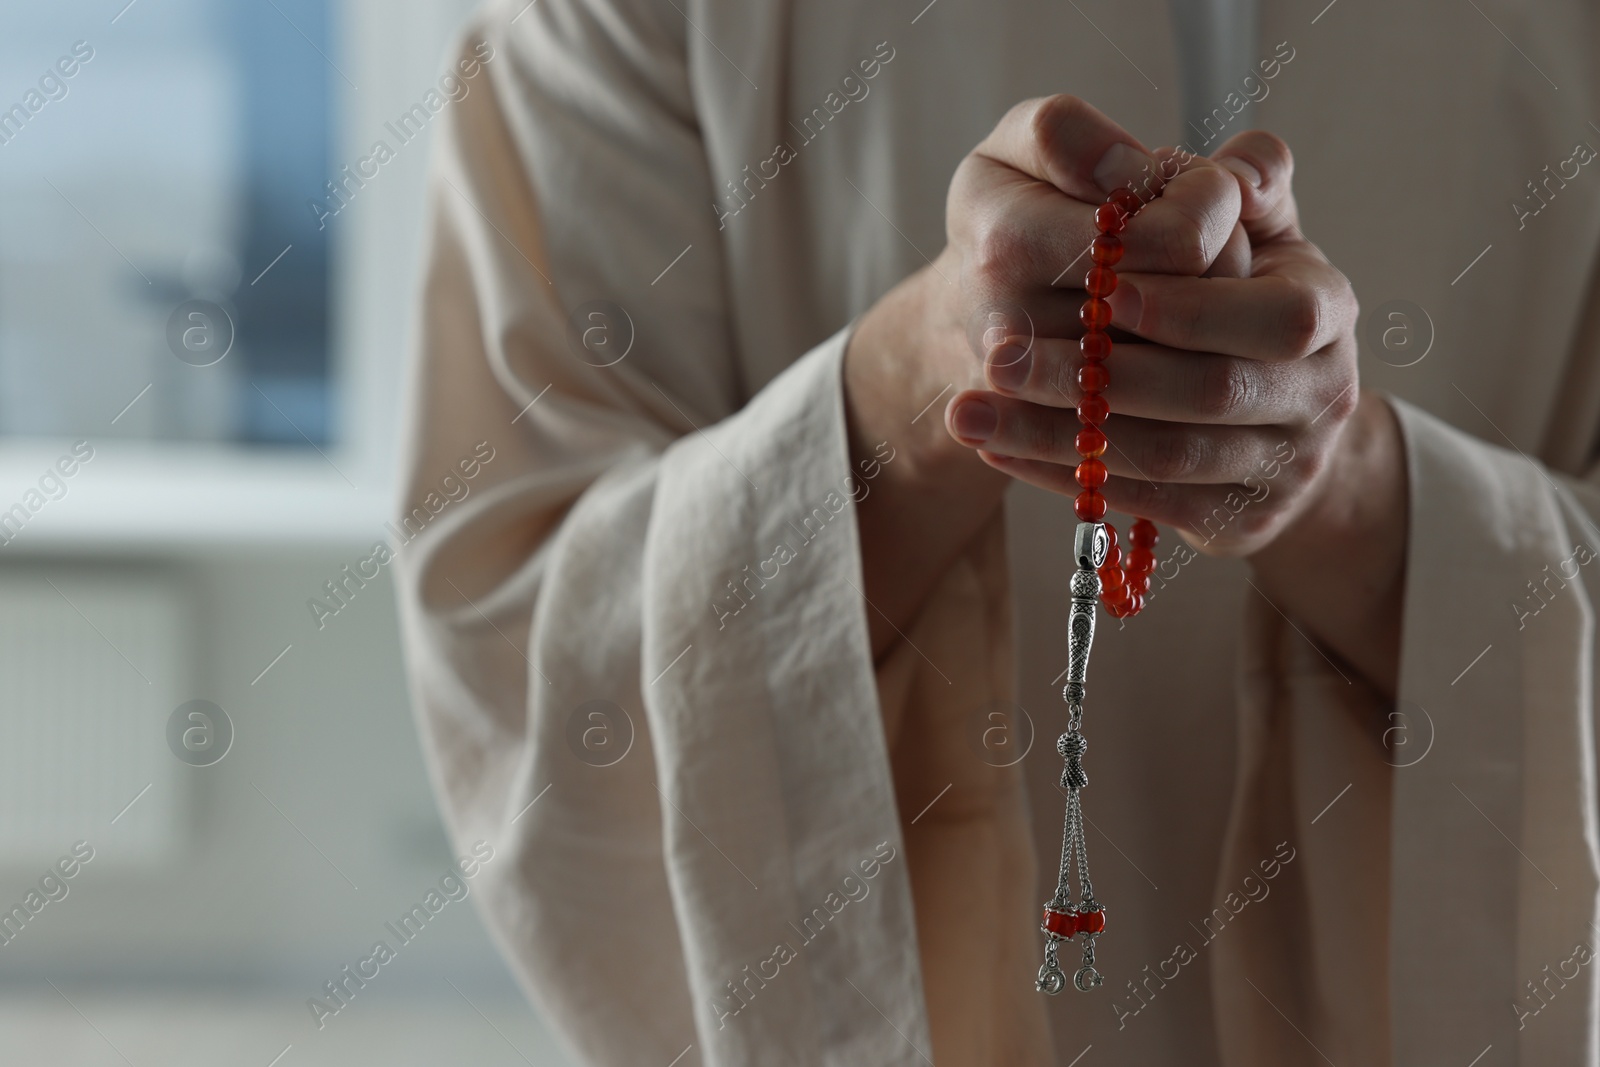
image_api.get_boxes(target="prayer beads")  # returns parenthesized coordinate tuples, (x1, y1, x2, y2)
(1073, 191, 1160, 617)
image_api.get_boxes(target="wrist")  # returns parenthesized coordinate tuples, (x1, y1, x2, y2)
(1268, 389, 1405, 562)
(1248, 388, 1408, 693)
(843, 253, 1006, 501)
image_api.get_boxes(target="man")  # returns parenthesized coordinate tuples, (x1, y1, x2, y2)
(396, 0, 1600, 1062)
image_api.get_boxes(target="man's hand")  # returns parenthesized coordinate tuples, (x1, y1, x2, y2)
(843, 95, 1250, 655)
(947, 129, 1362, 559)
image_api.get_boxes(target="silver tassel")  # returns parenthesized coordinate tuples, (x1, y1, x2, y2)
(1037, 521, 1108, 995)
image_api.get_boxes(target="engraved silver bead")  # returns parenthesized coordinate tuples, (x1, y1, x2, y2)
(1056, 732, 1086, 760)
(1069, 568, 1101, 600)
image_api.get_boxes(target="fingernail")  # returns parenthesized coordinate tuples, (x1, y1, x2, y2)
(1219, 156, 1262, 188)
(987, 344, 1031, 392)
(949, 396, 998, 443)
(1108, 282, 1141, 330)
(1093, 142, 1149, 195)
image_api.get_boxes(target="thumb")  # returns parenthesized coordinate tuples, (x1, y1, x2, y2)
(1211, 130, 1301, 244)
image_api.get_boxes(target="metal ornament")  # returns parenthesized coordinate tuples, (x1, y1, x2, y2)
(1037, 520, 1109, 995)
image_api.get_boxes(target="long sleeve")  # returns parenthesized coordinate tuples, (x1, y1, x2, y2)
(390, 7, 947, 1065)
(1386, 401, 1600, 1064)
(1212, 396, 1600, 1066)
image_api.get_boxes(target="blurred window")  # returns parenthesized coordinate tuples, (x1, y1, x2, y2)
(0, 0, 334, 446)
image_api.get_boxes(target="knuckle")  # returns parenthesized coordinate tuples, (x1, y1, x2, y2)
(968, 216, 1026, 286)
(1159, 215, 1211, 276)
(1234, 506, 1278, 543)
(1337, 277, 1360, 334)
(1011, 406, 1054, 459)
(1145, 428, 1203, 481)
(1195, 358, 1255, 421)
(1260, 131, 1294, 182)
(1149, 284, 1205, 350)
(1028, 95, 1085, 154)
(1048, 351, 1080, 402)
(1038, 411, 1075, 460)
(1322, 379, 1359, 426)
(1242, 130, 1294, 182)
(1277, 281, 1323, 358)
(1291, 441, 1327, 484)
(1124, 477, 1169, 518)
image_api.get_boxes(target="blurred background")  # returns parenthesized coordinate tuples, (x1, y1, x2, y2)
(0, 1, 575, 1062)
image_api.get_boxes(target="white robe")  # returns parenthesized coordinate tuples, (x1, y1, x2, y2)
(393, 0, 1600, 1063)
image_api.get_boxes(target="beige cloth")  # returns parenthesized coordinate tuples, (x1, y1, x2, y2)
(393, 0, 1600, 1063)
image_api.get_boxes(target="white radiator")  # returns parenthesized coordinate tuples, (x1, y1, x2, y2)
(0, 570, 187, 861)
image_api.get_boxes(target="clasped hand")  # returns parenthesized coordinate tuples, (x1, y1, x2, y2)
(935, 95, 1360, 557)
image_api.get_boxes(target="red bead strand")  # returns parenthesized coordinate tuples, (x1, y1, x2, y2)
(1072, 189, 1161, 617)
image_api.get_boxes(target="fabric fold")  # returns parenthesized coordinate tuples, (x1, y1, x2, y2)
(394, 9, 935, 1065)
(1388, 399, 1600, 1065)
(643, 326, 939, 1066)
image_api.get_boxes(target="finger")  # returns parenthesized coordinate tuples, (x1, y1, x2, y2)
(969, 292, 1148, 346)
(1108, 258, 1357, 361)
(1105, 162, 1242, 277)
(954, 391, 1291, 484)
(958, 146, 1243, 293)
(1210, 130, 1301, 244)
(975, 95, 1162, 202)
(982, 337, 1338, 425)
(1094, 413, 1297, 486)
(950, 156, 1170, 293)
(1100, 473, 1281, 551)
(1204, 220, 1251, 279)
(977, 455, 1280, 551)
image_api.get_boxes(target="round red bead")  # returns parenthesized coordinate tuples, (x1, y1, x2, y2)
(1085, 265, 1118, 298)
(1130, 519, 1159, 549)
(1075, 426, 1107, 458)
(1074, 490, 1107, 522)
(1080, 298, 1112, 331)
(1127, 572, 1151, 596)
(1103, 523, 1118, 548)
(1127, 547, 1155, 574)
(1094, 202, 1127, 235)
(1075, 458, 1107, 489)
(1080, 331, 1112, 361)
(1077, 908, 1107, 934)
(1098, 563, 1125, 592)
(1077, 396, 1109, 426)
(1123, 590, 1145, 615)
(1043, 907, 1076, 937)
(1078, 362, 1109, 395)
(1110, 188, 1142, 216)
(1090, 233, 1124, 267)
